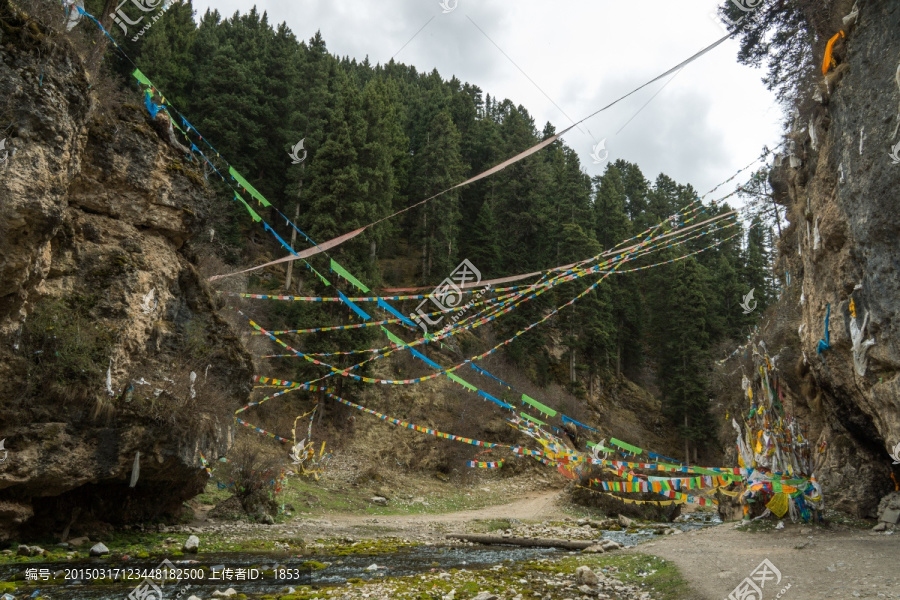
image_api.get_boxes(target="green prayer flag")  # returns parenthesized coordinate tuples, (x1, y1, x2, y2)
(309, 268, 331, 286)
(132, 68, 154, 88)
(772, 480, 783, 493)
(381, 327, 407, 347)
(610, 438, 643, 455)
(330, 259, 370, 293)
(234, 192, 261, 222)
(586, 441, 614, 452)
(520, 412, 546, 426)
(447, 373, 477, 392)
(228, 167, 271, 207)
(521, 394, 557, 417)
(690, 467, 719, 476)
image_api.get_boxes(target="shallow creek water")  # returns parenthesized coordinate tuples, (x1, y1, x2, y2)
(0, 514, 719, 599)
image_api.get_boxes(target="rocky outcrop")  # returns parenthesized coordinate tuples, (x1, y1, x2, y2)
(767, 0, 900, 516)
(0, 3, 252, 539)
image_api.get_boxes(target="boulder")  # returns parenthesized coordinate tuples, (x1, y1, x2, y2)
(211, 589, 237, 597)
(601, 539, 622, 551)
(575, 565, 599, 585)
(879, 508, 900, 525)
(582, 544, 606, 553)
(182, 535, 200, 553)
(371, 496, 388, 506)
(89, 543, 109, 557)
(617, 514, 633, 528)
(472, 592, 498, 600)
(68, 536, 90, 547)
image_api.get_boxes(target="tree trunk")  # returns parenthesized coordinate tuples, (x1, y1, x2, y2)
(616, 345, 621, 377)
(684, 414, 690, 466)
(422, 211, 428, 281)
(284, 201, 301, 290)
(100, 0, 117, 27)
(445, 534, 594, 550)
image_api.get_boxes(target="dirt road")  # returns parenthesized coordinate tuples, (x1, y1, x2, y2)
(328, 489, 566, 528)
(637, 522, 900, 600)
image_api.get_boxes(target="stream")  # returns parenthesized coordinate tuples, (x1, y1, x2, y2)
(0, 513, 720, 599)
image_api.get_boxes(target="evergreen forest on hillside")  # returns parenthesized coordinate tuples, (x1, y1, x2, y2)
(83, 0, 778, 455)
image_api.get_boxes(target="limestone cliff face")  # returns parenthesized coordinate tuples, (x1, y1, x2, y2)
(0, 5, 251, 539)
(768, 0, 900, 516)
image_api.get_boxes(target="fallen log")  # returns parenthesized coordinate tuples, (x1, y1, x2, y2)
(445, 533, 594, 550)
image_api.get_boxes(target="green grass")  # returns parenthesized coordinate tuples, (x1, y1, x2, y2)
(822, 509, 873, 529)
(196, 476, 519, 522)
(470, 518, 515, 532)
(575, 553, 692, 600)
(195, 482, 232, 506)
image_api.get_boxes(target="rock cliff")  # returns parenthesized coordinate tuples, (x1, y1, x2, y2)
(766, 0, 900, 516)
(0, 3, 252, 540)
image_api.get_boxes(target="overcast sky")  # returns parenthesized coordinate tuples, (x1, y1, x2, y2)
(190, 0, 784, 201)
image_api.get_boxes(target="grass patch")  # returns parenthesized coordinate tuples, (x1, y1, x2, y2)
(470, 518, 515, 533)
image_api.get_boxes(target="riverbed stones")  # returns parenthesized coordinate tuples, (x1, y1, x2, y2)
(575, 565, 600, 585)
(89, 543, 109, 556)
(601, 539, 622, 551)
(472, 592, 498, 600)
(182, 535, 200, 553)
(16, 545, 44, 557)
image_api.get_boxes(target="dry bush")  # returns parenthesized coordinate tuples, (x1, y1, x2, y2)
(222, 438, 283, 520)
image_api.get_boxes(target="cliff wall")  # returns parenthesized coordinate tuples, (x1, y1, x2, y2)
(0, 4, 252, 540)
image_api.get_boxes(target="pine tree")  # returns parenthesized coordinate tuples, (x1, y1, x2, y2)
(410, 110, 466, 281)
(743, 215, 773, 312)
(652, 257, 714, 462)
